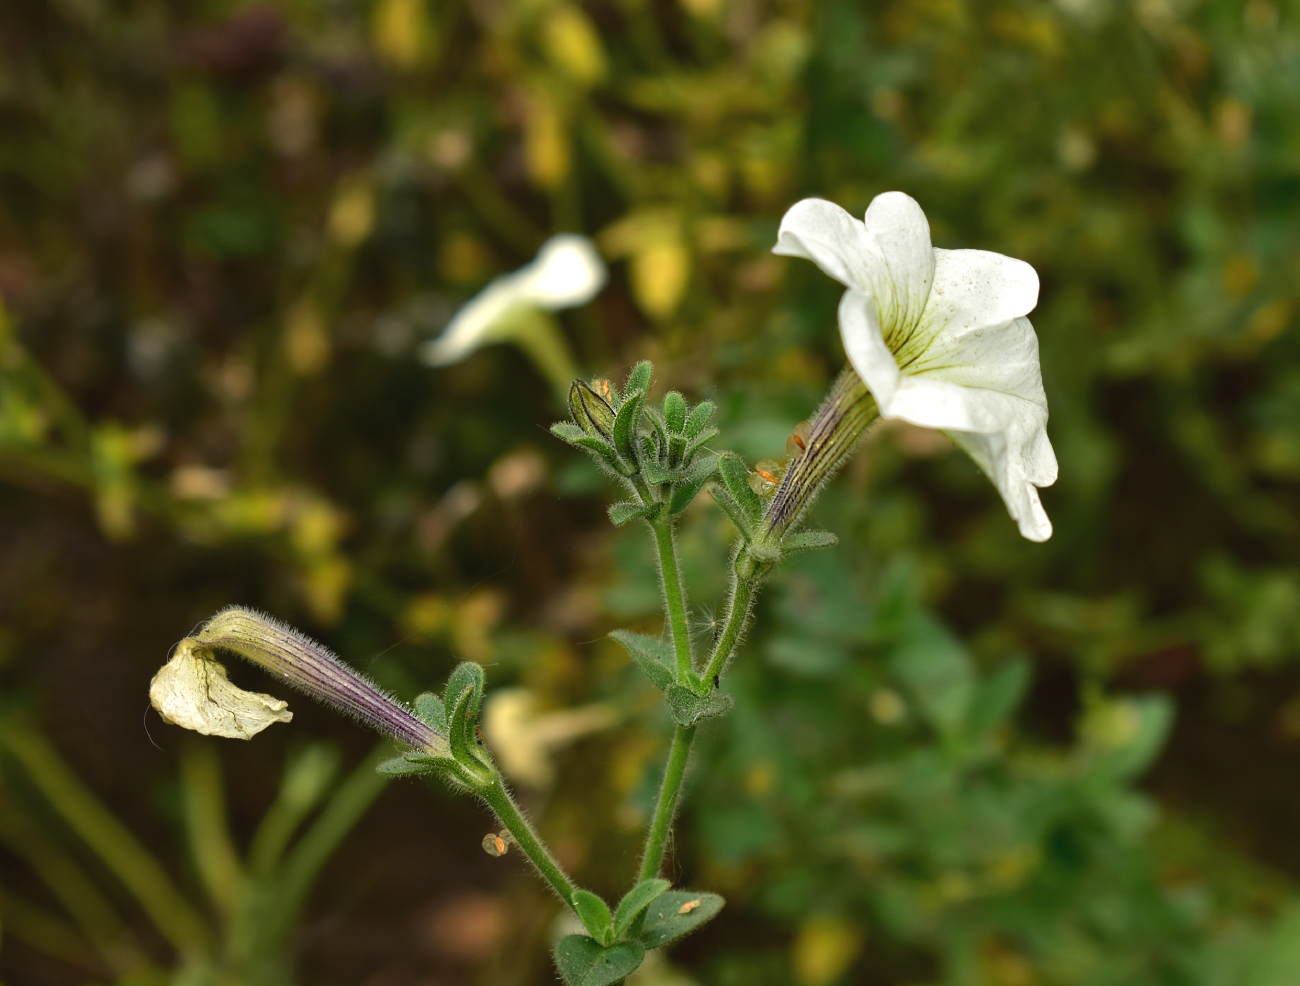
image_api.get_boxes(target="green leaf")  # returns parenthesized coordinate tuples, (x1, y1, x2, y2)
(670, 453, 719, 514)
(890, 616, 974, 735)
(683, 426, 719, 462)
(414, 692, 446, 732)
(551, 421, 587, 443)
(376, 755, 437, 776)
(637, 892, 725, 949)
(708, 483, 754, 540)
(641, 456, 675, 485)
(782, 530, 838, 556)
(684, 401, 715, 439)
(572, 890, 615, 944)
(614, 879, 671, 939)
(665, 683, 734, 727)
(965, 656, 1030, 738)
(554, 935, 645, 986)
(663, 391, 687, 432)
(553, 424, 626, 471)
(623, 360, 653, 397)
(446, 685, 479, 766)
(612, 391, 646, 462)
(717, 453, 762, 525)
(609, 630, 675, 690)
(443, 662, 486, 720)
(642, 406, 668, 450)
(609, 500, 658, 527)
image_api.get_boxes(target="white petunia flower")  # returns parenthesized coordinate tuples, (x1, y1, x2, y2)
(419, 233, 606, 369)
(150, 639, 293, 740)
(773, 192, 1058, 541)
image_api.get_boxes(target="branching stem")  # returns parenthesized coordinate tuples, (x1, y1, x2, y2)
(651, 513, 694, 682)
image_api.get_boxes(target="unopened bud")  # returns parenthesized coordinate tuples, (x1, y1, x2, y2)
(568, 379, 616, 440)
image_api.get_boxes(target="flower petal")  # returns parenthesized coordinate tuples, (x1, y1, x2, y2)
(838, 289, 900, 406)
(904, 248, 1039, 367)
(773, 198, 877, 292)
(150, 640, 293, 739)
(860, 192, 935, 348)
(419, 278, 517, 366)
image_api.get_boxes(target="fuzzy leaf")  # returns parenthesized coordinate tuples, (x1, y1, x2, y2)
(663, 391, 687, 433)
(683, 426, 719, 462)
(637, 892, 725, 949)
(623, 360, 653, 397)
(665, 683, 733, 727)
(641, 456, 675, 485)
(684, 401, 715, 439)
(554, 935, 645, 986)
(444, 662, 486, 720)
(609, 500, 658, 527)
(553, 424, 625, 470)
(708, 483, 754, 540)
(414, 692, 447, 732)
(642, 405, 668, 449)
(717, 453, 762, 525)
(614, 879, 671, 939)
(447, 685, 479, 766)
(612, 391, 646, 461)
(571, 890, 615, 944)
(376, 755, 437, 776)
(609, 630, 675, 690)
(670, 453, 719, 514)
(782, 530, 839, 556)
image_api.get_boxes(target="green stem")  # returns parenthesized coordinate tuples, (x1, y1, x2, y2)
(701, 560, 760, 685)
(481, 774, 576, 902)
(651, 513, 694, 682)
(638, 725, 696, 882)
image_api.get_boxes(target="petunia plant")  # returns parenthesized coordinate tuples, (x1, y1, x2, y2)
(149, 192, 1055, 985)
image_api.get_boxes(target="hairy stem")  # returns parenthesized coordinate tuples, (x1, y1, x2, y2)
(638, 725, 696, 882)
(481, 775, 576, 902)
(651, 513, 694, 681)
(701, 559, 760, 685)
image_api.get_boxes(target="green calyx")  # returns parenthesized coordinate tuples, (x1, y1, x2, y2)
(376, 660, 492, 791)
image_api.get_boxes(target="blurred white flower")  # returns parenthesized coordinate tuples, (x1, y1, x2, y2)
(420, 234, 605, 388)
(483, 688, 619, 788)
(774, 192, 1058, 541)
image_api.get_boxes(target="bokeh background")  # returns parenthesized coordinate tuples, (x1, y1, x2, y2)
(2, 0, 1300, 983)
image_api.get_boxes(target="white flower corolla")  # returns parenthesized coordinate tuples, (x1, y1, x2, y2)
(150, 640, 293, 740)
(482, 688, 619, 789)
(773, 192, 1058, 541)
(419, 233, 606, 367)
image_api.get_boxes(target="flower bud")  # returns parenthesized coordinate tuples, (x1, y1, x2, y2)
(568, 379, 616, 440)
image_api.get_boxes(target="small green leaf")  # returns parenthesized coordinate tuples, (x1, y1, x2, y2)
(717, 453, 762, 525)
(665, 683, 733, 727)
(446, 685, 479, 766)
(376, 755, 437, 776)
(669, 453, 719, 514)
(684, 401, 715, 439)
(641, 456, 675, 485)
(444, 662, 486, 719)
(708, 484, 754, 540)
(623, 360, 654, 397)
(612, 391, 646, 462)
(965, 656, 1030, 738)
(610, 630, 675, 690)
(643, 406, 669, 448)
(553, 424, 626, 471)
(414, 692, 447, 732)
(683, 426, 719, 462)
(554, 935, 646, 986)
(551, 421, 587, 443)
(614, 879, 671, 939)
(663, 391, 687, 432)
(609, 501, 658, 527)
(782, 530, 838, 556)
(637, 892, 724, 949)
(571, 890, 615, 944)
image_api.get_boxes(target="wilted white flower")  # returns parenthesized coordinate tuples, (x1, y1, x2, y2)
(482, 688, 618, 788)
(419, 234, 606, 368)
(774, 192, 1058, 541)
(150, 639, 292, 740)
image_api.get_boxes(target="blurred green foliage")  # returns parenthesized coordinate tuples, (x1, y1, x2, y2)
(1, 0, 1300, 983)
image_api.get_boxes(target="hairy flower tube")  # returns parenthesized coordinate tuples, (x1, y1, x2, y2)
(419, 234, 606, 390)
(150, 606, 447, 754)
(774, 193, 1058, 541)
